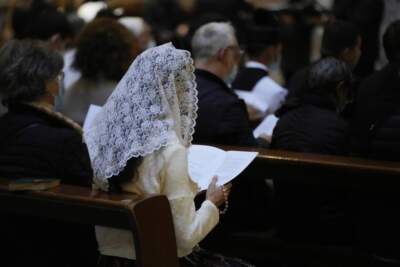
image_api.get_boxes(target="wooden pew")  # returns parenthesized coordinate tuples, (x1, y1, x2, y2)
(215, 146, 400, 265)
(220, 145, 400, 183)
(0, 184, 180, 267)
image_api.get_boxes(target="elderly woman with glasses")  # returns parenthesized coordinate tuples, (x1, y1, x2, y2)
(0, 39, 98, 267)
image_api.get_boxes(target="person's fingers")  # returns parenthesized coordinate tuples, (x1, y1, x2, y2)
(207, 176, 219, 192)
(224, 183, 232, 190)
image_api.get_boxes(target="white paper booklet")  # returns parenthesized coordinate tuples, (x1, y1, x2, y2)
(83, 104, 102, 131)
(188, 145, 258, 190)
(235, 77, 287, 114)
(235, 90, 269, 114)
(253, 114, 279, 138)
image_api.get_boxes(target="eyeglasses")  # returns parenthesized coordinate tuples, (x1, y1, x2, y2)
(226, 45, 244, 60)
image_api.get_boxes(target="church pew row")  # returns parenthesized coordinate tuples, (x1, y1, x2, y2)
(2, 147, 400, 266)
(0, 185, 180, 267)
(215, 145, 400, 266)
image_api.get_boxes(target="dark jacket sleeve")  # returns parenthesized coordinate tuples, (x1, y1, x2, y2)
(218, 99, 259, 147)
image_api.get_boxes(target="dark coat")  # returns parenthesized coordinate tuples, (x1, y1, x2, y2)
(0, 104, 92, 183)
(351, 62, 400, 161)
(287, 66, 309, 98)
(271, 94, 349, 155)
(271, 95, 353, 245)
(0, 104, 97, 267)
(193, 69, 258, 147)
(350, 62, 400, 260)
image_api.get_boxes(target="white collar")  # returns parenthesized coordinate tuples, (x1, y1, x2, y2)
(245, 61, 269, 72)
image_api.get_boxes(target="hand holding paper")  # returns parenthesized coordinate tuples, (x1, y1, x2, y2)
(206, 176, 232, 207)
(188, 145, 258, 190)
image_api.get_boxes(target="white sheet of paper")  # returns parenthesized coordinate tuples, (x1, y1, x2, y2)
(188, 145, 258, 190)
(235, 77, 288, 114)
(83, 104, 102, 131)
(253, 114, 279, 138)
(252, 77, 287, 114)
(235, 90, 270, 113)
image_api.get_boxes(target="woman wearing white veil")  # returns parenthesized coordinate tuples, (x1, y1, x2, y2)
(84, 43, 253, 267)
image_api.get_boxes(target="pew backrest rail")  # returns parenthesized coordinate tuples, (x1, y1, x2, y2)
(0, 184, 180, 267)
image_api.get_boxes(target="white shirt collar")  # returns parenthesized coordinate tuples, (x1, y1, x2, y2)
(245, 61, 269, 72)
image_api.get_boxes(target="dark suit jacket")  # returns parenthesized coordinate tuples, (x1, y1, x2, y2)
(193, 69, 258, 147)
(350, 62, 400, 260)
(352, 62, 400, 160)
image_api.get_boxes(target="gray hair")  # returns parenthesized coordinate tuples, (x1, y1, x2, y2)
(0, 40, 63, 106)
(191, 22, 237, 60)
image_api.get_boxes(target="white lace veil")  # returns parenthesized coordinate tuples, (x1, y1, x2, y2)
(84, 43, 198, 190)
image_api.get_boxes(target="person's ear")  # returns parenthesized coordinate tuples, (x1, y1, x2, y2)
(216, 47, 228, 63)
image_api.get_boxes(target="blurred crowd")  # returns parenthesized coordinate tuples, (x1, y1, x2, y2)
(1, 0, 400, 266)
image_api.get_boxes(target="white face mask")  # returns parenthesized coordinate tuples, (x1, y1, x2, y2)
(53, 78, 65, 112)
(146, 39, 156, 49)
(269, 54, 281, 72)
(224, 64, 238, 86)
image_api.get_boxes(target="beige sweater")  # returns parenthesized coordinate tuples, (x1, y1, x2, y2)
(61, 78, 117, 125)
(95, 138, 219, 259)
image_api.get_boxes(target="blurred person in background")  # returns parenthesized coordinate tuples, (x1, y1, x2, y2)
(119, 16, 155, 52)
(11, 0, 78, 107)
(61, 17, 139, 125)
(191, 23, 273, 254)
(351, 20, 400, 264)
(375, 0, 400, 70)
(232, 25, 287, 122)
(191, 22, 265, 147)
(352, 20, 400, 161)
(333, 0, 383, 78)
(12, 0, 74, 51)
(271, 57, 353, 155)
(284, 20, 361, 104)
(271, 57, 355, 247)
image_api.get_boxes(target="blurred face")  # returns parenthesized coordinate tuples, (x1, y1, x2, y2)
(265, 43, 282, 69)
(341, 36, 362, 69)
(222, 39, 242, 84)
(227, 41, 242, 66)
(137, 23, 155, 52)
(45, 71, 64, 105)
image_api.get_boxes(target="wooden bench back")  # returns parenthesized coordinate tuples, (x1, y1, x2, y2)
(216, 146, 400, 264)
(0, 184, 180, 267)
(220, 145, 400, 186)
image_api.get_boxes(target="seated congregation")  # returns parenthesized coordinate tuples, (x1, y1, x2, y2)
(1, 1, 400, 266)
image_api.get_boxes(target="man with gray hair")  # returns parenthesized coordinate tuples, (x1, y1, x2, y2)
(192, 22, 261, 146)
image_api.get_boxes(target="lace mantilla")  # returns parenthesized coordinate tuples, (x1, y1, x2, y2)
(84, 43, 198, 190)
